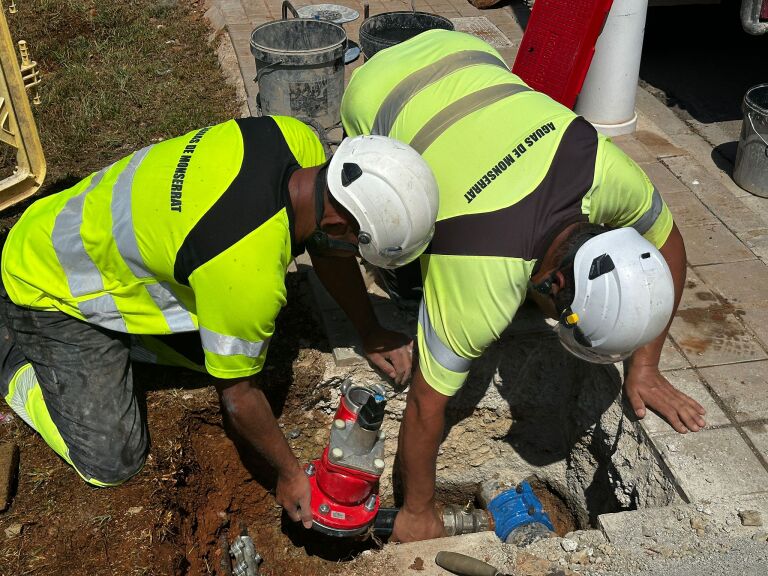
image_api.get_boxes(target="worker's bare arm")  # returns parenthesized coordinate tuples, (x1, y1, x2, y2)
(391, 367, 448, 542)
(310, 252, 413, 385)
(214, 377, 312, 528)
(624, 223, 706, 433)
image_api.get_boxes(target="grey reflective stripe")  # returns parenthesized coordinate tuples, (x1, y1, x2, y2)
(53, 169, 128, 330)
(200, 327, 270, 358)
(111, 145, 196, 332)
(7, 365, 38, 429)
(112, 146, 153, 278)
(52, 169, 108, 296)
(410, 83, 531, 153)
(78, 294, 127, 332)
(631, 187, 664, 235)
(145, 282, 197, 332)
(418, 300, 471, 373)
(372, 50, 509, 136)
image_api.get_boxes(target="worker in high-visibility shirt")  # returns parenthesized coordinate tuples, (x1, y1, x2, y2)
(0, 115, 439, 528)
(338, 30, 707, 541)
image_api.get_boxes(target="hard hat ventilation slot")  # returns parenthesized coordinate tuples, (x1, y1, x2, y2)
(341, 163, 363, 187)
(588, 254, 615, 280)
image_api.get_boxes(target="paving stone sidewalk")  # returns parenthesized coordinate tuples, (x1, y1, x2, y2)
(204, 0, 768, 507)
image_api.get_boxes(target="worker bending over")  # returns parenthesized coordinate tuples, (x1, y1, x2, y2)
(338, 30, 706, 542)
(0, 115, 439, 529)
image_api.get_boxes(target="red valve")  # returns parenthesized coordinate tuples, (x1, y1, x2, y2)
(306, 381, 387, 537)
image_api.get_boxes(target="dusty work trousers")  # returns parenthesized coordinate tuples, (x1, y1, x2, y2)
(0, 282, 149, 485)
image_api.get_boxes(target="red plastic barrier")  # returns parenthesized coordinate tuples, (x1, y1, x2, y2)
(512, 0, 614, 109)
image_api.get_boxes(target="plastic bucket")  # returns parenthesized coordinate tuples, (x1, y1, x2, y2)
(359, 11, 454, 60)
(734, 83, 768, 198)
(250, 17, 346, 129)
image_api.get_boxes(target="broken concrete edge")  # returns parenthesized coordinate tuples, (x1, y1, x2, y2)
(344, 494, 768, 575)
(598, 493, 768, 546)
(0, 442, 20, 513)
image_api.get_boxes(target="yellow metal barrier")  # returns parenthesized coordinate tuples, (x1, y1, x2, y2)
(0, 0, 45, 211)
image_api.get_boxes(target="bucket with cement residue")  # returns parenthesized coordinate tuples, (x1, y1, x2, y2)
(250, 1, 347, 129)
(734, 83, 768, 198)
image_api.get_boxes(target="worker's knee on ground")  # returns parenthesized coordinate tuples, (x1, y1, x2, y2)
(75, 450, 147, 487)
(69, 429, 149, 487)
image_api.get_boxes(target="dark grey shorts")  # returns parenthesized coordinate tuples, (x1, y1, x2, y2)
(0, 284, 148, 484)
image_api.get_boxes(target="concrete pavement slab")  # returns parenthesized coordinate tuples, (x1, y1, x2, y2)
(345, 532, 514, 575)
(679, 223, 754, 265)
(669, 306, 767, 367)
(664, 159, 768, 233)
(695, 260, 768, 309)
(676, 267, 719, 311)
(650, 426, 768, 500)
(599, 494, 768, 547)
(737, 228, 768, 264)
(613, 134, 655, 163)
(744, 423, 768, 462)
(662, 155, 756, 205)
(738, 307, 768, 350)
(634, 130, 687, 159)
(639, 161, 690, 194)
(664, 190, 720, 228)
(700, 361, 768, 424)
(659, 337, 690, 372)
(738, 195, 768, 228)
(640, 369, 729, 437)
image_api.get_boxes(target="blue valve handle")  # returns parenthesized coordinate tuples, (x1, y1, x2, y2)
(487, 481, 554, 541)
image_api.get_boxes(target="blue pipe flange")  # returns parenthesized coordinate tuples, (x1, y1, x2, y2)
(487, 481, 555, 541)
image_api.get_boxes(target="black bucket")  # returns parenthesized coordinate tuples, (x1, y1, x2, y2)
(359, 11, 454, 59)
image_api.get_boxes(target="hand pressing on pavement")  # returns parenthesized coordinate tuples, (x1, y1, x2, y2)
(624, 363, 706, 433)
(276, 464, 313, 529)
(391, 504, 445, 543)
(363, 327, 414, 387)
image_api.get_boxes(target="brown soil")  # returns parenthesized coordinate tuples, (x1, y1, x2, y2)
(0, 274, 374, 575)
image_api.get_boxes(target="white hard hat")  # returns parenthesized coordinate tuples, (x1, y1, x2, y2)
(326, 135, 439, 269)
(555, 228, 675, 364)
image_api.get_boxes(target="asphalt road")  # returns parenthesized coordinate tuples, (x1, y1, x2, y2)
(639, 2, 766, 165)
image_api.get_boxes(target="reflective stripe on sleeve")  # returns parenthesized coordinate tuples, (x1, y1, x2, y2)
(111, 146, 196, 332)
(200, 327, 270, 358)
(52, 170, 128, 331)
(410, 83, 531, 154)
(52, 169, 108, 297)
(145, 282, 196, 332)
(372, 50, 509, 137)
(631, 187, 663, 235)
(78, 294, 128, 332)
(418, 299, 471, 374)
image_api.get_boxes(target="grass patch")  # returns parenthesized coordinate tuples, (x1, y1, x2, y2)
(4, 0, 239, 197)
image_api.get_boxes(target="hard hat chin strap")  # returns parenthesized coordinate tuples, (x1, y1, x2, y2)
(306, 163, 359, 255)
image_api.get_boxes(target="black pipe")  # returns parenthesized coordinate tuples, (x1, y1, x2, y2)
(372, 507, 399, 536)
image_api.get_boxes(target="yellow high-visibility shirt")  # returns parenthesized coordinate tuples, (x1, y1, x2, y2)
(342, 30, 673, 396)
(2, 116, 326, 379)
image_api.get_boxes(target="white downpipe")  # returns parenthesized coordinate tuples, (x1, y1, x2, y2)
(574, 0, 649, 136)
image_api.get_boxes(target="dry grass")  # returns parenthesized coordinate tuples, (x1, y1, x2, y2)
(4, 0, 239, 204)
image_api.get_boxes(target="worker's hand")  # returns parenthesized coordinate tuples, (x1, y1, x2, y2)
(390, 505, 445, 543)
(362, 327, 413, 387)
(276, 465, 313, 529)
(624, 364, 706, 434)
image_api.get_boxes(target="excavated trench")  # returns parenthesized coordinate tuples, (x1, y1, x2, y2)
(157, 294, 680, 575)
